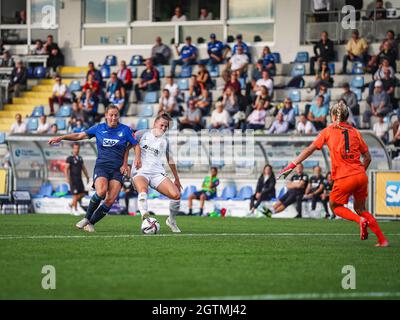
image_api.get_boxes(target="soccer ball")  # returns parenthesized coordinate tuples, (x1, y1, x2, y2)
(141, 217, 160, 235)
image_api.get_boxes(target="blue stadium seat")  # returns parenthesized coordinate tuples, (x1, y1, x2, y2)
(303, 160, 320, 169)
(56, 105, 72, 117)
(178, 79, 189, 91)
(239, 77, 246, 89)
(143, 91, 158, 104)
(293, 104, 300, 116)
(217, 185, 237, 200)
(351, 87, 362, 101)
(55, 183, 69, 194)
(27, 118, 39, 132)
(211, 159, 225, 169)
(129, 66, 138, 78)
(289, 90, 301, 102)
(136, 118, 149, 130)
(272, 52, 281, 63)
(327, 62, 335, 75)
(290, 63, 305, 77)
(270, 160, 289, 169)
(148, 187, 160, 199)
(103, 55, 117, 66)
(351, 62, 365, 74)
(277, 187, 287, 200)
(34, 66, 46, 79)
(69, 80, 82, 92)
(31, 105, 45, 117)
(350, 76, 364, 88)
(181, 185, 197, 200)
(27, 66, 34, 78)
(207, 64, 219, 77)
(156, 65, 165, 78)
(138, 104, 154, 118)
(0, 132, 6, 144)
(179, 65, 192, 78)
(38, 182, 53, 197)
(101, 65, 111, 79)
(177, 160, 194, 169)
(56, 118, 67, 130)
(234, 186, 253, 200)
(129, 55, 143, 66)
(294, 51, 309, 63)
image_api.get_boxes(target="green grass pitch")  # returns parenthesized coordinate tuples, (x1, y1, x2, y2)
(0, 214, 399, 300)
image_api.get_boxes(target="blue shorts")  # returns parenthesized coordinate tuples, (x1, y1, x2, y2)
(193, 191, 216, 200)
(93, 166, 124, 185)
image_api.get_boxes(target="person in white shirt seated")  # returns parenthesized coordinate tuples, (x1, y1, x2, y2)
(10, 113, 27, 134)
(171, 5, 187, 21)
(373, 114, 390, 144)
(246, 99, 267, 131)
(31, 39, 46, 55)
(199, 7, 213, 20)
(296, 113, 317, 135)
(209, 101, 231, 131)
(36, 115, 50, 134)
(158, 89, 179, 117)
(164, 76, 180, 100)
(48, 75, 71, 115)
(267, 112, 289, 134)
(222, 45, 249, 82)
(254, 69, 274, 97)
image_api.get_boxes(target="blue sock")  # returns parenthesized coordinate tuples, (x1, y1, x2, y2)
(89, 204, 111, 225)
(85, 193, 104, 220)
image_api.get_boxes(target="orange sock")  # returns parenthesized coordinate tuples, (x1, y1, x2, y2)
(361, 212, 387, 243)
(333, 206, 361, 223)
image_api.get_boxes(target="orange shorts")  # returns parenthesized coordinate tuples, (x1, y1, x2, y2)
(330, 173, 368, 205)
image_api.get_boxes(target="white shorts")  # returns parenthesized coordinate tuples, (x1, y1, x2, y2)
(131, 171, 168, 189)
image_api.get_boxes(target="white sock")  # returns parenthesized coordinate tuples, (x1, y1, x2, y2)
(169, 200, 180, 223)
(138, 192, 148, 218)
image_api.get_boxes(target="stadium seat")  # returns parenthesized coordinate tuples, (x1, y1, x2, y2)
(277, 187, 287, 200)
(294, 51, 309, 63)
(136, 118, 149, 130)
(270, 160, 288, 169)
(0, 132, 6, 144)
(272, 52, 281, 63)
(211, 159, 225, 169)
(217, 185, 237, 200)
(290, 64, 305, 77)
(177, 160, 194, 169)
(56, 118, 67, 130)
(179, 65, 192, 78)
(103, 55, 117, 66)
(54, 183, 69, 195)
(128, 66, 138, 78)
(27, 66, 34, 78)
(181, 185, 197, 200)
(27, 118, 39, 132)
(56, 105, 72, 117)
(143, 91, 158, 104)
(178, 79, 189, 91)
(138, 104, 154, 118)
(156, 65, 165, 78)
(327, 62, 335, 75)
(38, 182, 53, 197)
(351, 87, 362, 101)
(293, 104, 300, 116)
(69, 80, 82, 92)
(129, 55, 143, 66)
(34, 66, 46, 79)
(289, 89, 301, 102)
(351, 76, 364, 88)
(239, 77, 246, 89)
(148, 187, 160, 199)
(351, 62, 365, 74)
(303, 160, 319, 169)
(207, 64, 219, 77)
(31, 105, 45, 117)
(234, 186, 253, 200)
(101, 65, 111, 79)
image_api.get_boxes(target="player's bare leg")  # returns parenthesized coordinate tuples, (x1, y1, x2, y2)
(199, 193, 206, 216)
(157, 178, 181, 233)
(354, 199, 389, 247)
(188, 193, 196, 215)
(133, 176, 150, 220)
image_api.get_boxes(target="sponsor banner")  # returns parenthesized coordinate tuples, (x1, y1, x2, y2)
(375, 172, 400, 217)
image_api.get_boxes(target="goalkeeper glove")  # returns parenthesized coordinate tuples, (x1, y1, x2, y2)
(278, 162, 297, 179)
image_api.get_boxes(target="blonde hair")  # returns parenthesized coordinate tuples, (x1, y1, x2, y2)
(330, 101, 349, 127)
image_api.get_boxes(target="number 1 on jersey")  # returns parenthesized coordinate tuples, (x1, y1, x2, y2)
(342, 130, 350, 153)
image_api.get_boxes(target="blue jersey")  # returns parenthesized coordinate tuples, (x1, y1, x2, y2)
(180, 45, 197, 59)
(232, 42, 249, 55)
(207, 41, 226, 58)
(85, 122, 138, 170)
(263, 54, 276, 66)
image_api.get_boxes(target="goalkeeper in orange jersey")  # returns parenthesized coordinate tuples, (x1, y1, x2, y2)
(277, 101, 388, 247)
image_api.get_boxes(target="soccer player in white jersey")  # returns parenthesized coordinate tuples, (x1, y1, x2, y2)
(131, 113, 183, 232)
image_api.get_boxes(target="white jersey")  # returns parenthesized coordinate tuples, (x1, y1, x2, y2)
(131, 129, 171, 176)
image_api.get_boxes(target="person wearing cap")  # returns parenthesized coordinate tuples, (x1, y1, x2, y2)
(363, 80, 392, 129)
(170, 36, 197, 77)
(222, 45, 249, 82)
(226, 34, 251, 61)
(201, 33, 228, 66)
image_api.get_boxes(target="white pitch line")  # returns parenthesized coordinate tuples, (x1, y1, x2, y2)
(182, 291, 400, 300)
(0, 233, 399, 240)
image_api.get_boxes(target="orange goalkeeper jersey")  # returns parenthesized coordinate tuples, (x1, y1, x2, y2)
(312, 122, 369, 180)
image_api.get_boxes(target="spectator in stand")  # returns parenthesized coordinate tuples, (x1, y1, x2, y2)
(281, 98, 296, 130)
(312, 0, 330, 22)
(367, 40, 397, 74)
(342, 29, 369, 74)
(222, 45, 249, 82)
(164, 76, 180, 99)
(363, 80, 392, 128)
(253, 69, 274, 97)
(228, 34, 250, 59)
(249, 164, 276, 215)
(199, 7, 213, 20)
(310, 31, 335, 75)
(106, 72, 124, 104)
(47, 46, 64, 74)
(314, 83, 331, 110)
(171, 5, 187, 22)
(48, 75, 71, 115)
(68, 102, 86, 130)
(50, 123, 58, 135)
(178, 99, 202, 131)
(209, 101, 231, 130)
(17, 9, 27, 24)
(81, 73, 100, 100)
(203, 33, 228, 66)
(380, 68, 398, 109)
(80, 88, 99, 126)
(308, 95, 328, 130)
(251, 59, 264, 83)
(8, 60, 27, 101)
(296, 113, 317, 134)
(171, 36, 197, 77)
(195, 88, 212, 116)
(249, 87, 273, 115)
(0, 51, 14, 67)
(371, 56, 395, 83)
(367, 0, 386, 20)
(267, 112, 289, 134)
(117, 60, 133, 91)
(314, 60, 334, 92)
(10, 113, 26, 134)
(158, 89, 179, 116)
(151, 36, 171, 65)
(189, 75, 202, 98)
(261, 46, 276, 76)
(195, 62, 213, 91)
(224, 72, 241, 96)
(109, 89, 126, 113)
(222, 86, 239, 116)
(373, 114, 390, 144)
(44, 35, 59, 54)
(383, 30, 399, 58)
(36, 115, 50, 134)
(86, 61, 103, 86)
(246, 99, 267, 131)
(71, 119, 86, 133)
(340, 83, 360, 125)
(30, 39, 46, 55)
(304, 166, 325, 212)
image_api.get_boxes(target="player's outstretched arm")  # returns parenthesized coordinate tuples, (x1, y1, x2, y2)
(48, 132, 88, 145)
(278, 143, 318, 179)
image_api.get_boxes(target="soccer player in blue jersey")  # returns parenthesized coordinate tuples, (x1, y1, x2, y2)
(48, 105, 141, 232)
